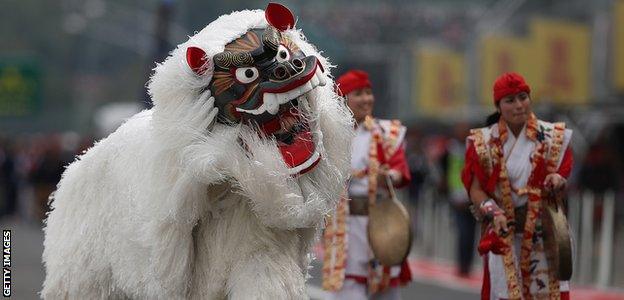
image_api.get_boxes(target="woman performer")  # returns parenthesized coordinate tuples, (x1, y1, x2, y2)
(323, 69, 412, 299)
(462, 72, 574, 300)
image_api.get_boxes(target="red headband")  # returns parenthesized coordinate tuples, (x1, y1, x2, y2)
(335, 70, 372, 96)
(493, 72, 531, 104)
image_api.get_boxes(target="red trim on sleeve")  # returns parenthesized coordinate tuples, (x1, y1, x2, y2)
(557, 147, 574, 179)
(386, 143, 411, 188)
(462, 142, 491, 196)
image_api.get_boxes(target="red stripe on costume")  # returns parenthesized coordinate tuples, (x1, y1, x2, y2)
(482, 256, 490, 300)
(527, 153, 548, 188)
(561, 291, 570, 300)
(399, 260, 412, 284)
(377, 141, 386, 164)
(557, 147, 573, 179)
(486, 162, 501, 195)
(345, 275, 368, 285)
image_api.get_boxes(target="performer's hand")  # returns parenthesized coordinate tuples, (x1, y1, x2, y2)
(480, 199, 508, 236)
(544, 173, 566, 193)
(492, 214, 509, 237)
(377, 164, 390, 188)
(191, 89, 219, 132)
(378, 164, 390, 176)
(377, 164, 401, 187)
(155, 89, 220, 150)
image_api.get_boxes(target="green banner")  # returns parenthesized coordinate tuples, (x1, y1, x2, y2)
(0, 60, 41, 116)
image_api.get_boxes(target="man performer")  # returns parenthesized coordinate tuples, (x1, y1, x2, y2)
(323, 70, 412, 299)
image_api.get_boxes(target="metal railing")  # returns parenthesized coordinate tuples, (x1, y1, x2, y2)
(567, 190, 618, 288)
(411, 186, 622, 289)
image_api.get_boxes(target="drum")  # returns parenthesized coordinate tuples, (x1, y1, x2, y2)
(542, 194, 573, 281)
(367, 176, 413, 266)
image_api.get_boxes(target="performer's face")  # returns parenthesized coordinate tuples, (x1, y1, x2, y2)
(498, 92, 531, 127)
(346, 87, 374, 123)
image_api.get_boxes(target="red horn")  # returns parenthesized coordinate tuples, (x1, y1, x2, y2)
(265, 3, 295, 31)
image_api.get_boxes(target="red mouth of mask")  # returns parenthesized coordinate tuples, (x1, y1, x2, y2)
(257, 99, 321, 176)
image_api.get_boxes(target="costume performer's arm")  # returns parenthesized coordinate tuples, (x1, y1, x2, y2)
(146, 90, 221, 296)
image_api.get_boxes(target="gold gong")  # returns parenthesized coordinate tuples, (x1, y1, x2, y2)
(542, 195, 573, 281)
(367, 176, 413, 266)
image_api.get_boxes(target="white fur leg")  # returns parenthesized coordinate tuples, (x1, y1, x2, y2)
(141, 172, 210, 298)
(226, 253, 308, 300)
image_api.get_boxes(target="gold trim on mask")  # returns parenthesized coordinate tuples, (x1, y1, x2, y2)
(212, 71, 235, 96)
(213, 32, 262, 69)
(213, 51, 254, 69)
(263, 26, 281, 50)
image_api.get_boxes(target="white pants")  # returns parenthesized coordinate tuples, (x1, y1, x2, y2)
(325, 279, 401, 300)
(345, 216, 402, 277)
(327, 216, 404, 300)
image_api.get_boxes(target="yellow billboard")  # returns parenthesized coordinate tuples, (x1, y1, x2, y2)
(480, 35, 537, 105)
(530, 18, 591, 104)
(614, 1, 624, 91)
(414, 47, 466, 115)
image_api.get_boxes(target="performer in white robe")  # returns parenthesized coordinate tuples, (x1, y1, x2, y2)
(462, 72, 573, 300)
(322, 70, 412, 300)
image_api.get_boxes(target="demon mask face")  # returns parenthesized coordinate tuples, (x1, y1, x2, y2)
(185, 3, 326, 175)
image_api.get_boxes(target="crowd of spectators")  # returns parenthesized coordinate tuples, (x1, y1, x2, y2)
(0, 133, 93, 223)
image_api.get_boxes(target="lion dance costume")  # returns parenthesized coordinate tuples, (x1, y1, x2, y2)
(42, 4, 353, 299)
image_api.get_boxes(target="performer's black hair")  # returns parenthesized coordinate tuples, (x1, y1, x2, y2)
(485, 112, 500, 127)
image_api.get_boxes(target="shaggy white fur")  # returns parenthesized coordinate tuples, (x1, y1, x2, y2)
(41, 9, 353, 300)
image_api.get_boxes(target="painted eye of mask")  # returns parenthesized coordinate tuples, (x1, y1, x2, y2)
(234, 67, 260, 84)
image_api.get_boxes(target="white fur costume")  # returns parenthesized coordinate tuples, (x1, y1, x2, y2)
(42, 9, 353, 300)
